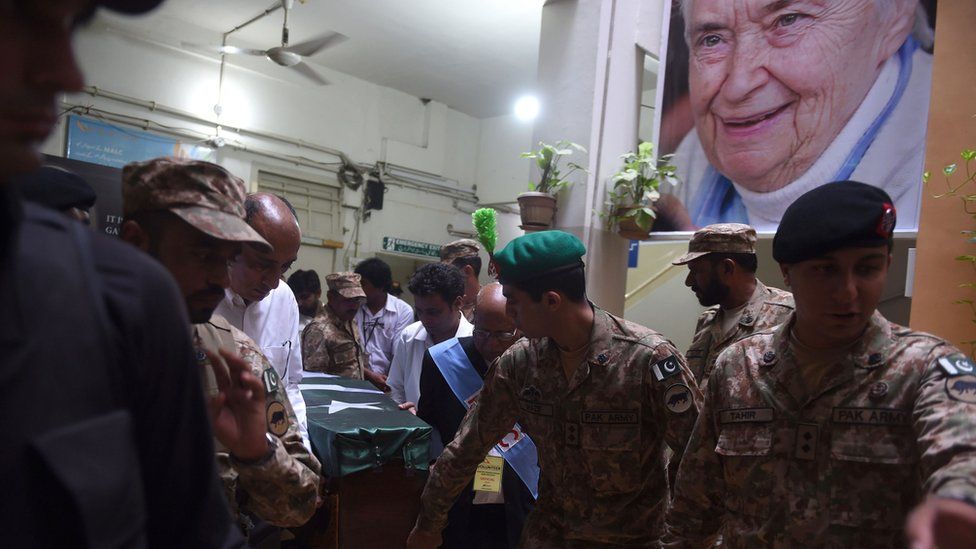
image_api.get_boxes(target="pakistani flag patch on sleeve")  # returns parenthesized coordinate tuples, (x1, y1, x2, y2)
(651, 355, 681, 382)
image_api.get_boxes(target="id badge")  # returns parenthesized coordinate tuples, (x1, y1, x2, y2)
(473, 455, 504, 493)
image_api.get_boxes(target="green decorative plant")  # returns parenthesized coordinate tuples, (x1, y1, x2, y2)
(924, 147, 976, 357)
(472, 207, 498, 255)
(521, 140, 588, 195)
(605, 141, 679, 234)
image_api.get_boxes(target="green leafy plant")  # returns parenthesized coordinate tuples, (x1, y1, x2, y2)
(924, 147, 976, 356)
(605, 141, 679, 233)
(472, 208, 498, 255)
(521, 140, 588, 195)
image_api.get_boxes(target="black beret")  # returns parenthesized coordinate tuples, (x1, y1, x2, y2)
(773, 181, 895, 264)
(14, 166, 97, 211)
(98, 0, 164, 14)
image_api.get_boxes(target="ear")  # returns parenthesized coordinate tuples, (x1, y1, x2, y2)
(120, 220, 151, 252)
(779, 263, 791, 288)
(463, 264, 475, 277)
(453, 295, 465, 311)
(543, 290, 563, 312)
(875, 0, 915, 65)
(717, 258, 736, 280)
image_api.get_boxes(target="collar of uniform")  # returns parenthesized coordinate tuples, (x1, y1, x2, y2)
(584, 304, 616, 367)
(736, 279, 769, 328)
(324, 303, 350, 330)
(768, 310, 891, 369)
(207, 313, 234, 332)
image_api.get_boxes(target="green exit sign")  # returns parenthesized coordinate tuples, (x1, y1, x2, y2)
(382, 237, 442, 258)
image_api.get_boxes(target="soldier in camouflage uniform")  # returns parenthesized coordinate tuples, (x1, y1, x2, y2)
(302, 272, 370, 381)
(408, 231, 701, 548)
(120, 157, 322, 538)
(441, 238, 482, 322)
(673, 223, 793, 389)
(665, 181, 976, 547)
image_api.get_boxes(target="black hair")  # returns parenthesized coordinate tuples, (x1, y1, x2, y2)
(510, 264, 587, 303)
(707, 252, 758, 274)
(408, 263, 465, 305)
(286, 269, 321, 295)
(354, 257, 393, 290)
(450, 255, 482, 277)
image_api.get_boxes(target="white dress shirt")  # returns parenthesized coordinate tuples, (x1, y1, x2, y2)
(215, 283, 309, 450)
(355, 294, 415, 376)
(387, 314, 474, 406)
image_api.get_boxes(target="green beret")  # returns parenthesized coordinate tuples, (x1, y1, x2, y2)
(495, 230, 586, 284)
(773, 180, 896, 264)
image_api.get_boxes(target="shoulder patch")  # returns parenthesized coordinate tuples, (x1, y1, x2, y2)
(937, 354, 976, 377)
(262, 367, 281, 394)
(651, 355, 682, 382)
(946, 375, 976, 404)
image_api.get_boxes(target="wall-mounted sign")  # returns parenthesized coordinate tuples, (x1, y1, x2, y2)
(382, 237, 441, 258)
(66, 115, 215, 169)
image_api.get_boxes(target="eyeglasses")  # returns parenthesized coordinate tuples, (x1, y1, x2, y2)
(473, 329, 519, 342)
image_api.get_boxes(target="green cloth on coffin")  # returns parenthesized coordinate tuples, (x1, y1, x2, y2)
(301, 375, 431, 477)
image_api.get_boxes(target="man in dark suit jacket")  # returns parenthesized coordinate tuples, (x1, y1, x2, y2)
(418, 283, 534, 549)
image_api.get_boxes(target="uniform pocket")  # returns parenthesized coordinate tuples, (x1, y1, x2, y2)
(580, 411, 641, 493)
(31, 410, 148, 548)
(828, 427, 918, 528)
(715, 425, 774, 517)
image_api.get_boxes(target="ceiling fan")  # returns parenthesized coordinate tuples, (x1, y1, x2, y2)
(186, 0, 346, 86)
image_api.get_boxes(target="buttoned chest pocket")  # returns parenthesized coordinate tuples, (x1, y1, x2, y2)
(580, 409, 642, 494)
(331, 342, 361, 374)
(684, 342, 711, 386)
(828, 426, 919, 529)
(715, 424, 775, 517)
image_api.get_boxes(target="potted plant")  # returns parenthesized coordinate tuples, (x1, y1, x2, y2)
(606, 141, 678, 240)
(518, 140, 587, 231)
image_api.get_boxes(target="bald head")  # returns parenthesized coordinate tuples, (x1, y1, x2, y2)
(227, 193, 302, 302)
(473, 283, 519, 362)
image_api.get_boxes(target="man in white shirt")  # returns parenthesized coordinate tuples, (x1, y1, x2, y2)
(389, 263, 473, 411)
(354, 258, 414, 385)
(216, 192, 308, 449)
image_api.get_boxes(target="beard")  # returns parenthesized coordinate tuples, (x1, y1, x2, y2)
(694, 276, 730, 307)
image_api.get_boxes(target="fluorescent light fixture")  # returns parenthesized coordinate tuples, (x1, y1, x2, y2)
(514, 95, 539, 121)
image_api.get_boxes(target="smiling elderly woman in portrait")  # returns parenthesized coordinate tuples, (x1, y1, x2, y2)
(664, 0, 933, 231)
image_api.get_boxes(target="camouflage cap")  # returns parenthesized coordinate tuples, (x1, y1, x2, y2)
(440, 239, 481, 263)
(672, 223, 757, 265)
(122, 157, 269, 249)
(326, 272, 367, 299)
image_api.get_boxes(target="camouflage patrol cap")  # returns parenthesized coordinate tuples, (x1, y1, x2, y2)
(440, 239, 481, 263)
(673, 223, 757, 265)
(326, 272, 367, 299)
(122, 157, 270, 249)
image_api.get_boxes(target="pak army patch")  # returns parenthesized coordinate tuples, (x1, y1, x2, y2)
(664, 384, 692, 414)
(651, 355, 681, 382)
(938, 354, 976, 377)
(266, 400, 289, 436)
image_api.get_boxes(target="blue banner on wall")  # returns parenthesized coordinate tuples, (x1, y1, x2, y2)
(628, 240, 639, 268)
(66, 115, 215, 168)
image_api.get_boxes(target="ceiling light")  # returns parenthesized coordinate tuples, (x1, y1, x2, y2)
(514, 95, 539, 121)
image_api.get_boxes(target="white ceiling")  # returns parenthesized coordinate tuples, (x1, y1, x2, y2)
(100, 0, 545, 119)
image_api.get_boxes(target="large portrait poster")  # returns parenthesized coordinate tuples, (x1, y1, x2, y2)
(652, 0, 937, 233)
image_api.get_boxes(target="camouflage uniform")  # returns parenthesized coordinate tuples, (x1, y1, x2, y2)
(685, 280, 793, 390)
(665, 311, 976, 547)
(195, 314, 322, 530)
(417, 307, 702, 547)
(302, 304, 367, 379)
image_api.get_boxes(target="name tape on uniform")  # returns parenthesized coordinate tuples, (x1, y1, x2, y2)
(832, 407, 911, 426)
(519, 400, 554, 417)
(651, 355, 682, 382)
(718, 407, 775, 424)
(580, 410, 639, 424)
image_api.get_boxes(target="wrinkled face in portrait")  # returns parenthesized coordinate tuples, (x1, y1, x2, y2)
(780, 245, 890, 348)
(685, 256, 729, 307)
(326, 291, 362, 322)
(0, 1, 88, 181)
(686, 0, 913, 192)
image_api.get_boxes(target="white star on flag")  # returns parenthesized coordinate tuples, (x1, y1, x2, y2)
(310, 400, 384, 414)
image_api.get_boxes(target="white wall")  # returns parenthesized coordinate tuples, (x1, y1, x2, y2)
(41, 18, 529, 278)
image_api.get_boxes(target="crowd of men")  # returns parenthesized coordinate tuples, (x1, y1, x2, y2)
(3, 1, 976, 548)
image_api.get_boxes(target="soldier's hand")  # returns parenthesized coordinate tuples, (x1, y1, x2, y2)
(206, 348, 269, 462)
(905, 496, 976, 549)
(399, 401, 417, 415)
(365, 370, 390, 392)
(405, 526, 441, 549)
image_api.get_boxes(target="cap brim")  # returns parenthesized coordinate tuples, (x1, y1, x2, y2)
(337, 288, 366, 299)
(672, 251, 709, 265)
(172, 206, 271, 251)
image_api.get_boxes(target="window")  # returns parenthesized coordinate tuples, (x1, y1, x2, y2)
(258, 170, 342, 246)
